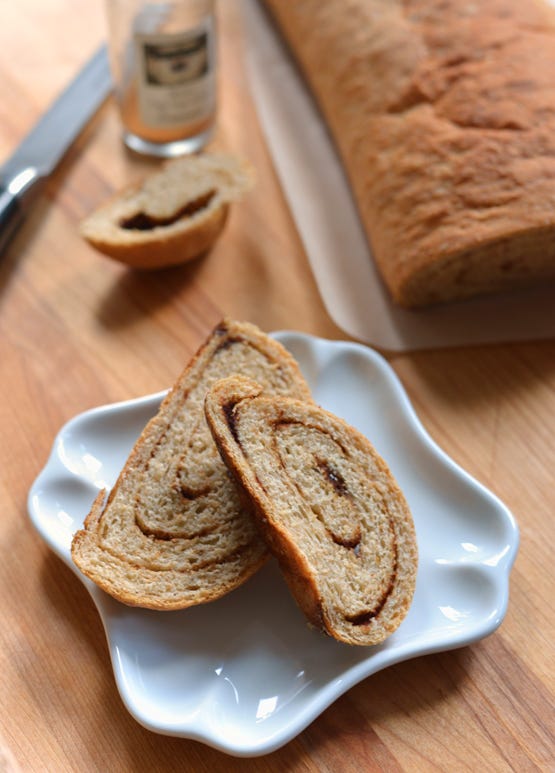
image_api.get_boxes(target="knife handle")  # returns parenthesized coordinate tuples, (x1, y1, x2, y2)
(0, 168, 42, 255)
(0, 186, 25, 255)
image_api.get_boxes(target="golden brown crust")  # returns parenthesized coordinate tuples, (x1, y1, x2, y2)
(263, 0, 555, 307)
(82, 204, 229, 269)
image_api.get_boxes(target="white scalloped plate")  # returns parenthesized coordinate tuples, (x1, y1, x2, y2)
(28, 332, 518, 756)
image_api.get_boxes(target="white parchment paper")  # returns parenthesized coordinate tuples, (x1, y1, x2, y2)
(243, 0, 555, 351)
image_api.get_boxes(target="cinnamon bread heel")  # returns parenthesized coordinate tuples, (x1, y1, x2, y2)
(71, 320, 312, 610)
(205, 377, 418, 645)
(80, 152, 254, 269)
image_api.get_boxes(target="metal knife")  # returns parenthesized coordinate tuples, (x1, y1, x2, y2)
(0, 44, 112, 254)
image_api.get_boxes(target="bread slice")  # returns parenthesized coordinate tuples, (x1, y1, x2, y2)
(71, 319, 312, 610)
(205, 376, 418, 645)
(79, 152, 254, 269)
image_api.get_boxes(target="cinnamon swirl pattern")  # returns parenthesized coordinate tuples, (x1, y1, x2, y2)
(71, 319, 312, 609)
(205, 377, 418, 645)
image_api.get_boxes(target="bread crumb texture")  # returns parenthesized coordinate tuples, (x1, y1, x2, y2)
(71, 319, 311, 610)
(205, 376, 418, 646)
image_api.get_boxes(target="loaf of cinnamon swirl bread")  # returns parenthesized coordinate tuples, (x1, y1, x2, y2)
(205, 376, 418, 645)
(262, 0, 555, 307)
(71, 319, 312, 609)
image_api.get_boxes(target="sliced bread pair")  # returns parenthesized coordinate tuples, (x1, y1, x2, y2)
(71, 319, 312, 610)
(205, 376, 418, 646)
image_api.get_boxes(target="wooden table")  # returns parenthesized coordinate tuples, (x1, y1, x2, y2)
(1, 2, 553, 770)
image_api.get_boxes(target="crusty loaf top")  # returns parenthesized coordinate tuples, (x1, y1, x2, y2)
(263, 0, 555, 305)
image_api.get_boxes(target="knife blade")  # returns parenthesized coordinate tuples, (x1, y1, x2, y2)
(0, 44, 112, 254)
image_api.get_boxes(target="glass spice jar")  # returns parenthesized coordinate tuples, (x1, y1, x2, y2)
(105, 0, 217, 157)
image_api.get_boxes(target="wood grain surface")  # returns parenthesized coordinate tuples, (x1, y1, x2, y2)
(1, 1, 553, 771)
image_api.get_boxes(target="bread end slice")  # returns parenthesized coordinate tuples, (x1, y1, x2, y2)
(80, 152, 255, 269)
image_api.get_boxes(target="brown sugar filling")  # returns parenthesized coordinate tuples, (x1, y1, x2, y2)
(120, 189, 216, 231)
